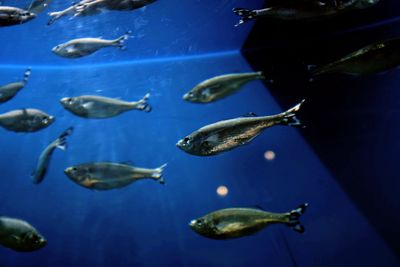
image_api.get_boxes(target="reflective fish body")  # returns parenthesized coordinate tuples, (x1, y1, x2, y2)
(177, 100, 304, 156)
(52, 33, 130, 58)
(32, 127, 74, 184)
(47, 1, 101, 25)
(0, 109, 55, 133)
(0, 6, 36, 26)
(84, 0, 156, 12)
(0, 217, 46, 252)
(189, 204, 308, 239)
(60, 93, 151, 118)
(0, 68, 31, 104)
(233, 0, 379, 26)
(311, 38, 400, 77)
(64, 162, 167, 190)
(183, 72, 265, 103)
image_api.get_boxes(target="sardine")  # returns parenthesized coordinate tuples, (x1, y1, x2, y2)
(233, 0, 379, 26)
(64, 162, 167, 190)
(189, 204, 308, 239)
(60, 93, 151, 119)
(177, 100, 305, 156)
(0, 217, 46, 252)
(311, 38, 400, 77)
(32, 127, 74, 184)
(0, 68, 31, 104)
(52, 32, 130, 58)
(0, 6, 36, 26)
(0, 109, 55, 133)
(183, 72, 265, 103)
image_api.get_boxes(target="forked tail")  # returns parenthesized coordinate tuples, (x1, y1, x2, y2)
(280, 100, 305, 128)
(22, 68, 31, 85)
(134, 93, 152, 112)
(56, 126, 74, 151)
(232, 8, 257, 26)
(154, 163, 167, 185)
(113, 31, 132, 50)
(287, 203, 308, 233)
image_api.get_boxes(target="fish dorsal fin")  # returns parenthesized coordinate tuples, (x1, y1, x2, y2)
(242, 112, 258, 117)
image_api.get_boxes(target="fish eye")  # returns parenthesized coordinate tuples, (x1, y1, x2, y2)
(42, 116, 49, 124)
(183, 137, 191, 144)
(72, 167, 77, 171)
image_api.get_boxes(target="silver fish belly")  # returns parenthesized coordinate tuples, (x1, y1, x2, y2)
(0, 68, 31, 104)
(189, 204, 308, 239)
(0, 109, 55, 133)
(32, 127, 74, 184)
(52, 33, 130, 58)
(183, 72, 265, 103)
(64, 162, 167, 190)
(0, 217, 46, 252)
(60, 93, 151, 118)
(177, 100, 304, 156)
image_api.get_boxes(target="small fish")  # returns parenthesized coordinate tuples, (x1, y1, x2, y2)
(189, 204, 308, 239)
(311, 38, 400, 77)
(26, 0, 53, 14)
(52, 32, 130, 58)
(0, 109, 54, 133)
(60, 93, 151, 119)
(177, 100, 305, 156)
(32, 127, 74, 184)
(232, 0, 379, 26)
(0, 6, 36, 26)
(0, 68, 31, 104)
(0, 217, 46, 252)
(64, 162, 167, 190)
(183, 72, 265, 103)
(47, 0, 104, 25)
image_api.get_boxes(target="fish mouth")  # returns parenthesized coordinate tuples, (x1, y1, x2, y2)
(189, 220, 197, 227)
(64, 167, 71, 174)
(182, 93, 190, 100)
(60, 98, 68, 105)
(39, 238, 47, 247)
(176, 139, 184, 148)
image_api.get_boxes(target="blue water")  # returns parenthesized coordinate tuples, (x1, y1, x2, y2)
(0, 1, 399, 267)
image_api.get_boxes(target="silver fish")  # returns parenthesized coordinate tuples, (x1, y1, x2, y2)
(183, 72, 265, 103)
(0, 109, 55, 133)
(0, 6, 36, 26)
(32, 127, 74, 184)
(0, 217, 46, 252)
(52, 32, 130, 58)
(26, 0, 53, 14)
(177, 100, 305, 156)
(0, 68, 31, 104)
(311, 38, 400, 77)
(47, 0, 104, 25)
(60, 93, 151, 119)
(64, 162, 167, 190)
(233, 0, 379, 26)
(189, 204, 308, 239)
(77, 0, 156, 13)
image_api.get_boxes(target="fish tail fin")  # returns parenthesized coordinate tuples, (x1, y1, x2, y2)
(114, 31, 132, 50)
(47, 11, 62, 25)
(23, 68, 31, 85)
(279, 100, 305, 128)
(232, 7, 257, 27)
(154, 163, 167, 184)
(56, 127, 74, 151)
(134, 93, 152, 112)
(286, 203, 308, 233)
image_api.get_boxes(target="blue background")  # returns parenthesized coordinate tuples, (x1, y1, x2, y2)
(0, 0, 399, 267)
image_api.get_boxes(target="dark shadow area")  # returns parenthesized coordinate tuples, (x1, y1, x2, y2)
(241, 0, 400, 256)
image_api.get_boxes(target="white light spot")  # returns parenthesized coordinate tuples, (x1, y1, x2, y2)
(217, 185, 228, 197)
(264, 150, 276, 161)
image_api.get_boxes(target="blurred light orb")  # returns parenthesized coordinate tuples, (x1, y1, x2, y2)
(216, 185, 228, 197)
(264, 150, 276, 161)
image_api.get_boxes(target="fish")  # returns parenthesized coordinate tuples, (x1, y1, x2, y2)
(232, 0, 379, 26)
(64, 162, 167, 190)
(0, 68, 31, 104)
(52, 32, 130, 58)
(47, 0, 104, 25)
(0, 109, 55, 133)
(77, 0, 156, 14)
(183, 72, 265, 103)
(176, 100, 305, 156)
(60, 93, 151, 119)
(189, 203, 308, 239)
(0, 217, 46, 252)
(26, 0, 53, 14)
(0, 6, 36, 26)
(31, 127, 74, 184)
(310, 38, 400, 77)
